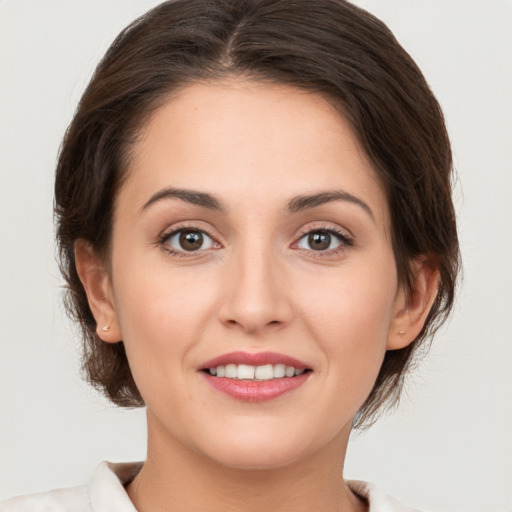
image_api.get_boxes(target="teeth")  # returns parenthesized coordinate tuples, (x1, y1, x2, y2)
(208, 364, 306, 380)
(254, 364, 273, 380)
(237, 364, 255, 380)
(225, 364, 237, 378)
(274, 364, 285, 378)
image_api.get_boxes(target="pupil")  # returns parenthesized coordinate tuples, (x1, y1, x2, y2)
(309, 231, 330, 250)
(180, 231, 203, 251)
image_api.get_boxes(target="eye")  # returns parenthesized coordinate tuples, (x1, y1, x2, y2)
(163, 229, 215, 253)
(296, 229, 349, 252)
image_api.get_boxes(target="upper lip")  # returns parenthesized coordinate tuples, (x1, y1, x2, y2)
(200, 351, 310, 370)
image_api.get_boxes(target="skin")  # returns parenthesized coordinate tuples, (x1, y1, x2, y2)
(76, 79, 438, 512)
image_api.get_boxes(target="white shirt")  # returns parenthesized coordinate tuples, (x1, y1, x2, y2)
(0, 461, 422, 511)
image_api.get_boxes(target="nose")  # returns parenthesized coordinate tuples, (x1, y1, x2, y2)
(218, 243, 293, 335)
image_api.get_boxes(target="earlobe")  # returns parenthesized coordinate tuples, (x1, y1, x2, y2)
(387, 258, 439, 351)
(74, 240, 122, 343)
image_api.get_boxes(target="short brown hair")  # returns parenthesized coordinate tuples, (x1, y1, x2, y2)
(55, 0, 460, 428)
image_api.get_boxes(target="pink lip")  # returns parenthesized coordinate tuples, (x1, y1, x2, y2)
(200, 351, 309, 370)
(199, 351, 312, 402)
(202, 372, 310, 402)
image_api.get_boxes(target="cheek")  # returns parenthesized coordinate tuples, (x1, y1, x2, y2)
(110, 265, 219, 415)
(111, 258, 219, 365)
(299, 258, 398, 383)
(304, 259, 397, 333)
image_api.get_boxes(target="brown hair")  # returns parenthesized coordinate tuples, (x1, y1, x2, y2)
(55, 0, 460, 428)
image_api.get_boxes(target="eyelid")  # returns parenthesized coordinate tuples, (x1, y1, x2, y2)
(294, 222, 352, 240)
(292, 223, 354, 254)
(159, 219, 219, 240)
(156, 221, 353, 258)
(158, 222, 222, 256)
(165, 229, 214, 250)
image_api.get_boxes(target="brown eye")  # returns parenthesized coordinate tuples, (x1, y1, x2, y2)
(164, 229, 214, 252)
(297, 229, 349, 252)
(308, 231, 331, 251)
(179, 230, 204, 251)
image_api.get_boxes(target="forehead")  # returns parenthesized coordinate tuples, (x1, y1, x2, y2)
(120, 79, 389, 228)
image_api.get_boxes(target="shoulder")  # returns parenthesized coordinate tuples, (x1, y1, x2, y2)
(0, 486, 89, 512)
(0, 461, 142, 512)
(347, 480, 424, 512)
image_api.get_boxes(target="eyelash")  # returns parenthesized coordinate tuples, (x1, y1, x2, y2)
(294, 225, 353, 258)
(159, 224, 217, 258)
(158, 224, 353, 258)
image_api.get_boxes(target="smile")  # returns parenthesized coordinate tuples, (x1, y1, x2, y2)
(200, 352, 312, 402)
(206, 364, 306, 380)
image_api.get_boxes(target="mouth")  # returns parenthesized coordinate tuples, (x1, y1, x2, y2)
(203, 364, 310, 381)
(199, 351, 312, 402)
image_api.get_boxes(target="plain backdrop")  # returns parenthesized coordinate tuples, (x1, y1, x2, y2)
(1, 1, 511, 511)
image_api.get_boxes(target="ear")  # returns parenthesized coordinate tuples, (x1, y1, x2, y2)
(387, 257, 439, 350)
(74, 240, 122, 343)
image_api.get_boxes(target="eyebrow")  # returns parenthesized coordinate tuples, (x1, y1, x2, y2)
(141, 187, 224, 212)
(141, 187, 374, 221)
(287, 190, 375, 221)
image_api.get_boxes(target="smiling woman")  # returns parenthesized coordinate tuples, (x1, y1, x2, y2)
(1, 1, 460, 511)
(78, 81, 415, 483)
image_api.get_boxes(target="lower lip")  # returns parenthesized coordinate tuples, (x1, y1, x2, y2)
(202, 372, 311, 402)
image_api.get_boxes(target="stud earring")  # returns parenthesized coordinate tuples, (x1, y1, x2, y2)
(399, 330, 406, 335)
(101, 324, 111, 332)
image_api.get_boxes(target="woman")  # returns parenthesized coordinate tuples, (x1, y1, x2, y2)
(0, 0, 459, 510)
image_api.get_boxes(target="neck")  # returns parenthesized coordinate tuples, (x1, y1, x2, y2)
(127, 411, 367, 512)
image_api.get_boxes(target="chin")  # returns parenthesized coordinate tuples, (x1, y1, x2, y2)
(194, 426, 329, 471)
(207, 444, 304, 471)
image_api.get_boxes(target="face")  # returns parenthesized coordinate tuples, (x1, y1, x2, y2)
(100, 80, 405, 469)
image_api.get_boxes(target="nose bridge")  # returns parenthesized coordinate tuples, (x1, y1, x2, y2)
(220, 233, 292, 333)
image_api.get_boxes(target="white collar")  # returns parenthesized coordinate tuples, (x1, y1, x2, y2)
(88, 461, 421, 512)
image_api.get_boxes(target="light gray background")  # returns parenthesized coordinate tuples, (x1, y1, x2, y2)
(1, 1, 511, 511)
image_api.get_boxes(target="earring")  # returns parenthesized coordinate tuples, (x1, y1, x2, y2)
(101, 324, 111, 332)
(399, 330, 406, 335)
